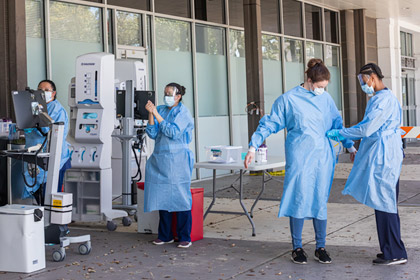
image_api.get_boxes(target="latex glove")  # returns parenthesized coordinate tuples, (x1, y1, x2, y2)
(244, 150, 255, 169)
(23, 128, 34, 133)
(326, 129, 346, 141)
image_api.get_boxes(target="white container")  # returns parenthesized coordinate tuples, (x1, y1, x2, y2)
(51, 193, 73, 225)
(137, 184, 159, 234)
(0, 205, 46, 273)
(256, 147, 267, 163)
(205, 146, 242, 163)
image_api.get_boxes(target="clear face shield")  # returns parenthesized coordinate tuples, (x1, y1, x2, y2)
(357, 74, 370, 86)
(164, 86, 178, 97)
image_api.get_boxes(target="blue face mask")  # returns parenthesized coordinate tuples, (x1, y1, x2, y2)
(361, 84, 375, 96)
(164, 95, 175, 107)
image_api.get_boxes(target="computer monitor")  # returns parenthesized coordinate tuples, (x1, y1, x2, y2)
(134, 91, 155, 120)
(11, 90, 49, 129)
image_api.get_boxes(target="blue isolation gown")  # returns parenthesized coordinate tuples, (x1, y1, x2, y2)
(339, 88, 403, 213)
(250, 85, 354, 220)
(144, 103, 195, 212)
(23, 100, 70, 198)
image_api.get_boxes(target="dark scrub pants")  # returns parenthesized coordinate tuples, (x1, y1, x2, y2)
(375, 180, 407, 260)
(158, 210, 192, 242)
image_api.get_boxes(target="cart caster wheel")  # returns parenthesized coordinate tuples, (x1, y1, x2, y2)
(252, 233, 256, 237)
(134, 214, 138, 222)
(107, 221, 117, 231)
(52, 250, 66, 262)
(122, 216, 132, 227)
(78, 242, 91, 255)
(250, 215, 254, 218)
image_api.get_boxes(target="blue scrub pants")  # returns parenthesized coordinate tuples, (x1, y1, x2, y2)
(158, 210, 192, 242)
(375, 180, 407, 260)
(290, 217, 327, 250)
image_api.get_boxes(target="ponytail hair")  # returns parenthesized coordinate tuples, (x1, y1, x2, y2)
(165, 82, 186, 101)
(305, 58, 330, 83)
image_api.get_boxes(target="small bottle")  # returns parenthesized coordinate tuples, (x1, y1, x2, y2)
(256, 144, 268, 163)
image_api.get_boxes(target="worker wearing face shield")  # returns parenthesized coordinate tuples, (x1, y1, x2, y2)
(23, 80, 71, 204)
(144, 82, 195, 249)
(244, 58, 356, 265)
(326, 63, 407, 265)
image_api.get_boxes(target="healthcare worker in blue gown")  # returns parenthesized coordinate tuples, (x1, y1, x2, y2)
(244, 58, 356, 265)
(144, 82, 195, 249)
(327, 63, 408, 265)
(23, 80, 71, 204)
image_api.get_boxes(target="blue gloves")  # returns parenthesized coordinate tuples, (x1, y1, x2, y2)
(326, 129, 346, 141)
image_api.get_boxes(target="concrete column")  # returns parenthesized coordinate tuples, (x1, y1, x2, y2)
(0, 0, 27, 119)
(376, 18, 402, 103)
(243, 0, 264, 141)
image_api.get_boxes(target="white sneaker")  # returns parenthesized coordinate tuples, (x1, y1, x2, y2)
(177, 241, 192, 248)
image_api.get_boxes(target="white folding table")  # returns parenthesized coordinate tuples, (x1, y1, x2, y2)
(194, 156, 286, 236)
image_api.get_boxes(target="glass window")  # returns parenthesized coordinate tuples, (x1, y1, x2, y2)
(305, 4, 322, 41)
(262, 35, 282, 112)
(305, 41, 323, 64)
(116, 11, 143, 47)
(155, 0, 191, 18)
(283, 0, 302, 37)
(325, 45, 342, 110)
(261, 0, 280, 33)
(229, 30, 248, 148)
(194, 0, 225, 24)
(196, 25, 228, 117)
(107, 0, 149, 11)
(407, 33, 413, 57)
(325, 10, 339, 43)
(50, 1, 103, 109)
(400, 32, 407, 56)
(25, 0, 46, 89)
(229, 0, 243, 27)
(196, 25, 229, 178)
(284, 39, 304, 91)
(262, 35, 285, 159)
(155, 18, 193, 112)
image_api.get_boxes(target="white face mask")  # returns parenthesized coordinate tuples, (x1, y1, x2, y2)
(44, 91, 54, 103)
(313, 87, 325, 96)
(310, 82, 325, 96)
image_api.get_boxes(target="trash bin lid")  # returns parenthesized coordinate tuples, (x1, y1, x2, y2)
(0, 204, 44, 215)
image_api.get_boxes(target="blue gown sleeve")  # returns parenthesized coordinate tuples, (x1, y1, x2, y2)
(340, 97, 391, 140)
(249, 95, 286, 149)
(159, 109, 192, 140)
(146, 120, 159, 140)
(329, 98, 354, 149)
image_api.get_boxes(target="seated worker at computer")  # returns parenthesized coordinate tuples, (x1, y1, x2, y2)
(23, 80, 71, 204)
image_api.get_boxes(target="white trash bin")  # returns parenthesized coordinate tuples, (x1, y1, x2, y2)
(137, 183, 159, 234)
(0, 205, 46, 273)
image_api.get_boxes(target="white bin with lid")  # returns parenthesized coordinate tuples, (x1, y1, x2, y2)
(205, 146, 242, 163)
(0, 205, 46, 273)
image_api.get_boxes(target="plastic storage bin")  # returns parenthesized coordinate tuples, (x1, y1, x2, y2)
(0, 205, 45, 273)
(205, 146, 242, 163)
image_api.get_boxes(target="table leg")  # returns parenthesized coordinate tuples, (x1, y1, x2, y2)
(238, 169, 256, 236)
(250, 170, 265, 218)
(203, 169, 217, 220)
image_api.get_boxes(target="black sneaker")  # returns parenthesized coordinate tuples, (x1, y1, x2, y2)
(372, 258, 407, 265)
(291, 248, 307, 264)
(376, 253, 384, 259)
(314, 248, 332, 264)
